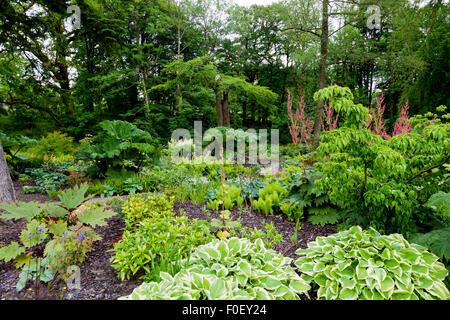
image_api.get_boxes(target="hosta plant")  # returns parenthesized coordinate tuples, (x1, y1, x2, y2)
(119, 238, 310, 300)
(295, 226, 449, 300)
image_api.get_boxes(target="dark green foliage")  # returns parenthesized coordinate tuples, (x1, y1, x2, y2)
(307, 207, 342, 227)
(77, 120, 158, 174)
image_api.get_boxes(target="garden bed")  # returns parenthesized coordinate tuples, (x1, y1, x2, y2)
(0, 188, 336, 300)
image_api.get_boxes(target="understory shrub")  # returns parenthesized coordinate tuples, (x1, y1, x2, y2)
(110, 215, 213, 282)
(121, 193, 175, 229)
(77, 120, 158, 174)
(313, 85, 449, 235)
(32, 131, 76, 157)
(295, 226, 449, 300)
(119, 238, 310, 300)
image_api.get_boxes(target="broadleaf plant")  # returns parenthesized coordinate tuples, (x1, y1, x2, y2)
(295, 226, 449, 300)
(120, 238, 310, 300)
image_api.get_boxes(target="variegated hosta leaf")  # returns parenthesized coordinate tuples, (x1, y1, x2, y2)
(120, 238, 310, 300)
(295, 226, 450, 300)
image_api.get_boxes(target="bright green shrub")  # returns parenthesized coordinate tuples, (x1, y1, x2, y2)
(0, 131, 40, 174)
(313, 85, 450, 235)
(110, 216, 213, 282)
(295, 226, 449, 300)
(33, 131, 75, 157)
(251, 183, 288, 215)
(121, 193, 175, 229)
(207, 184, 244, 211)
(119, 238, 310, 300)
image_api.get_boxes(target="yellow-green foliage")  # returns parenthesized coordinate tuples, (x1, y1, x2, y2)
(252, 183, 288, 215)
(32, 131, 75, 157)
(122, 193, 175, 229)
(207, 185, 244, 211)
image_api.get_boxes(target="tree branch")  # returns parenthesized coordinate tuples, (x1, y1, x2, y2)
(407, 155, 449, 183)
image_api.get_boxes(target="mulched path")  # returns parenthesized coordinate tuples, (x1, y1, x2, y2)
(1, 181, 336, 300)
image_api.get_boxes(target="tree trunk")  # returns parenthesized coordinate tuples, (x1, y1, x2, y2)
(312, 0, 329, 148)
(0, 139, 16, 203)
(214, 76, 230, 128)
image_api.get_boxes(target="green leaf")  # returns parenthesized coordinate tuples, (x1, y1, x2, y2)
(20, 220, 47, 247)
(340, 276, 356, 289)
(0, 242, 25, 262)
(261, 277, 283, 290)
(0, 202, 42, 221)
(48, 220, 67, 237)
(289, 279, 310, 293)
(44, 205, 69, 218)
(379, 276, 395, 292)
(13, 254, 33, 268)
(78, 207, 116, 227)
(209, 278, 227, 300)
(339, 288, 359, 300)
(58, 184, 93, 209)
(238, 260, 252, 278)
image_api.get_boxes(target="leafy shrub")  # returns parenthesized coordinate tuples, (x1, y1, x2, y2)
(0, 131, 38, 156)
(313, 85, 450, 235)
(0, 131, 40, 175)
(251, 183, 288, 215)
(295, 226, 449, 300)
(119, 238, 310, 300)
(32, 131, 75, 157)
(0, 185, 116, 291)
(110, 216, 213, 282)
(77, 120, 157, 174)
(207, 184, 244, 211)
(121, 193, 175, 229)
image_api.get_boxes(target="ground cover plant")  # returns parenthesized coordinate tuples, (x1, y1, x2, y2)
(119, 238, 311, 300)
(295, 226, 449, 300)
